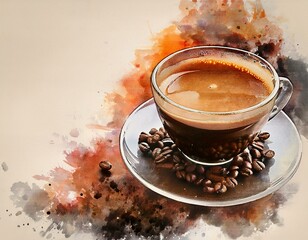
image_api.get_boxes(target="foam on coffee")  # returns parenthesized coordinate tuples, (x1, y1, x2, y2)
(155, 55, 275, 130)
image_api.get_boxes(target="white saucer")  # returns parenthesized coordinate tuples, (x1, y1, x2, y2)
(120, 99, 302, 207)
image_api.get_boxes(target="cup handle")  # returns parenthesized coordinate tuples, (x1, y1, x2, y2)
(269, 77, 293, 120)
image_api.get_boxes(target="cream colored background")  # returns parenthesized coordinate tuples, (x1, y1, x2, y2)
(0, 0, 307, 239)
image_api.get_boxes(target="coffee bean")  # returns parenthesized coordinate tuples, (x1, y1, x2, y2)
(203, 179, 212, 187)
(173, 163, 185, 171)
(159, 127, 167, 135)
(258, 132, 270, 141)
(161, 149, 173, 156)
(172, 154, 182, 163)
(162, 138, 174, 147)
(252, 141, 264, 151)
(152, 148, 162, 158)
(214, 182, 227, 193)
(171, 144, 177, 150)
(157, 141, 164, 148)
(139, 142, 151, 153)
(240, 167, 253, 177)
(185, 173, 197, 183)
(252, 160, 265, 172)
(194, 178, 205, 185)
(232, 155, 243, 166)
(242, 161, 252, 169)
(196, 165, 205, 174)
(185, 164, 196, 173)
(218, 184, 227, 193)
(225, 177, 238, 188)
(99, 161, 112, 171)
(138, 132, 149, 143)
(229, 170, 239, 178)
(175, 170, 184, 179)
(205, 171, 225, 182)
(149, 128, 158, 135)
(203, 185, 215, 193)
(152, 133, 161, 142)
(250, 148, 262, 159)
(263, 149, 275, 159)
(154, 154, 167, 163)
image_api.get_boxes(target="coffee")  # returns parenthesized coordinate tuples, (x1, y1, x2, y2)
(160, 61, 272, 112)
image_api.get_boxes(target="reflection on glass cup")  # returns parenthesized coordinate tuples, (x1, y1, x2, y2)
(151, 46, 293, 166)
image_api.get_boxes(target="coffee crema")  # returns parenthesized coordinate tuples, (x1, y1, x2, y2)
(159, 61, 273, 112)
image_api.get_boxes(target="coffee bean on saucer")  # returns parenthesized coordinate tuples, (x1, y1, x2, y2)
(258, 132, 270, 141)
(139, 142, 151, 153)
(252, 159, 266, 172)
(250, 148, 262, 158)
(138, 132, 150, 143)
(99, 160, 112, 171)
(152, 148, 162, 158)
(225, 177, 238, 188)
(149, 128, 158, 135)
(240, 167, 253, 177)
(263, 149, 275, 159)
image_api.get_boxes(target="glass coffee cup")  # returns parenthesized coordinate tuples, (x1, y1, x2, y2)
(151, 46, 293, 166)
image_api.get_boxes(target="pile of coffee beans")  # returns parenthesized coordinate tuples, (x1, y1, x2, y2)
(138, 128, 275, 194)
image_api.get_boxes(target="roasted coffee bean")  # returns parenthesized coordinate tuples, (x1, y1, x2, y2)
(258, 132, 270, 141)
(232, 155, 244, 166)
(152, 148, 162, 158)
(185, 164, 196, 173)
(252, 141, 264, 151)
(157, 141, 164, 148)
(203, 185, 215, 193)
(173, 163, 185, 171)
(242, 161, 252, 169)
(152, 133, 161, 142)
(99, 161, 112, 171)
(205, 171, 225, 182)
(162, 138, 173, 147)
(219, 184, 227, 193)
(149, 128, 158, 135)
(185, 173, 197, 183)
(241, 149, 252, 163)
(225, 177, 238, 188)
(195, 178, 205, 186)
(196, 165, 205, 174)
(154, 154, 167, 163)
(214, 182, 227, 193)
(250, 148, 262, 159)
(175, 170, 184, 179)
(263, 149, 275, 159)
(139, 142, 151, 153)
(203, 179, 212, 187)
(229, 170, 239, 178)
(171, 144, 177, 150)
(172, 154, 182, 163)
(156, 130, 165, 139)
(159, 127, 167, 135)
(252, 160, 266, 172)
(138, 132, 149, 143)
(240, 167, 253, 177)
(161, 149, 173, 156)
(147, 136, 155, 145)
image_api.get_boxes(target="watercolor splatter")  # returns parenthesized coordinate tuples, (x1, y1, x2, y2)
(9, 0, 306, 239)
